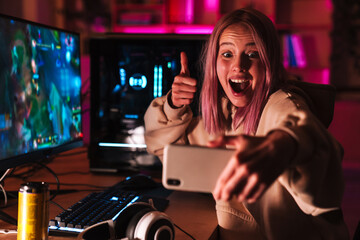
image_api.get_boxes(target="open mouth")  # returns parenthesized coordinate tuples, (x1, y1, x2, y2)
(229, 79, 250, 94)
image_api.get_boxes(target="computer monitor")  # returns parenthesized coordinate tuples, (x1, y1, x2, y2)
(0, 14, 83, 172)
(88, 33, 208, 173)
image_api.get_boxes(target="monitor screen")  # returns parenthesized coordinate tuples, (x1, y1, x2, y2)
(0, 14, 83, 171)
(89, 34, 208, 172)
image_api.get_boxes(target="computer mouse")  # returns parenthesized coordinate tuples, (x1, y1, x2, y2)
(122, 174, 158, 190)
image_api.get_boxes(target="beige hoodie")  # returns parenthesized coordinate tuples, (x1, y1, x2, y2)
(144, 87, 349, 240)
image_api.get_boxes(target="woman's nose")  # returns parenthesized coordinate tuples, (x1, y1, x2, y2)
(232, 55, 248, 72)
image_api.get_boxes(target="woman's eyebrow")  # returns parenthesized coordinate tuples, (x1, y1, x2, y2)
(219, 42, 234, 47)
(246, 42, 256, 47)
(219, 42, 256, 47)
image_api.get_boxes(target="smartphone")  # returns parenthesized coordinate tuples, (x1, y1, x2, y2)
(162, 144, 235, 193)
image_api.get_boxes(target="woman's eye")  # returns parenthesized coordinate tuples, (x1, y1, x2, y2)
(247, 51, 259, 59)
(221, 52, 232, 58)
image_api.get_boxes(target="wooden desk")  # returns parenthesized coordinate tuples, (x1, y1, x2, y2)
(0, 147, 218, 239)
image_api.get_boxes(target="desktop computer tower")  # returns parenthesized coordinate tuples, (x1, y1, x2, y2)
(88, 33, 208, 173)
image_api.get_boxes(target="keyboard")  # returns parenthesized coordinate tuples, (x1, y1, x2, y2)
(49, 177, 170, 236)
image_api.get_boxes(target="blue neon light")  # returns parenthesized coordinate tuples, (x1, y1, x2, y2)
(141, 76, 147, 88)
(48, 226, 84, 233)
(158, 65, 163, 97)
(129, 73, 147, 90)
(99, 142, 147, 148)
(66, 51, 71, 62)
(154, 65, 158, 98)
(99, 110, 104, 118)
(119, 68, 126, 86)
(112, 196, 140, 221)
(124, 114, 139, 119)
(113, 84, 121, 93)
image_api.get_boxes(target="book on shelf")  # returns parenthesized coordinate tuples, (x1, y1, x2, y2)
(283, 34, 307, 68)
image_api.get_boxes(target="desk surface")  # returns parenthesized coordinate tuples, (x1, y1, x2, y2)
(0, 147, 218, 240)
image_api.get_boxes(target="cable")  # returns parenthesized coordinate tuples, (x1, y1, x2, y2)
(0, 169, 11, 183)
(50, 200, 66, 212)
(36, 162, 60, 201)
(9, 162, 46, 181)
(0, 210, 17, 226)
(55, 171, 90, 176)
(54, 148, 88, 157)
(0, 185, 7, 207)
(174, 223, 196, 240)
(0, 169, 12, 208)
(46, 182, 109, 190)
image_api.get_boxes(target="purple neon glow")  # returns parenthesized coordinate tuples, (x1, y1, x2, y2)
(174, 25, 213, 34)
(186, 0, 194, 24)
(321, 68, 330, 84)
(325, 0, 333, 10)
(118, 25, 213, 34)
(120, 26, 169, 34)
(291, 34, 307, 68)
(205, 0, 219, 11)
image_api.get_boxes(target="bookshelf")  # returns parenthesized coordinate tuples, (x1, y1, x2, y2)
(275, 0, 333, 84)
(110, 0, 219, 33)
(110, 0, 334, 84)
(111, 0, 167, 27)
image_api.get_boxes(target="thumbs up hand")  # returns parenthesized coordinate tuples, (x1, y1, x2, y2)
(171, 52, 197, 108)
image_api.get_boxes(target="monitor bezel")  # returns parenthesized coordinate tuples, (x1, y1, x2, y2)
(0, 13, 83, 172)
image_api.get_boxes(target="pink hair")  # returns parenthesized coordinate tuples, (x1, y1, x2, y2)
(200, 8, 286, 135)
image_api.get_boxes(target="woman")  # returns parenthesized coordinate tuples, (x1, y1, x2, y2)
(144, 8, 349, 240)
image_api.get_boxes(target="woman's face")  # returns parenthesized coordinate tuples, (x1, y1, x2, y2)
(216, 24, 266, 108)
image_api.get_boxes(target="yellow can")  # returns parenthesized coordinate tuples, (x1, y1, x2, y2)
(17, 182, 49, 240)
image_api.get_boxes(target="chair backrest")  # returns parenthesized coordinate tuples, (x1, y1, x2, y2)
(284, 80, 336, 128)
(354, 220, 360, 240)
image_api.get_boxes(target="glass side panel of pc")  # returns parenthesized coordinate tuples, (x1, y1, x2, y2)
(0, 14, 82, 171)
(89, 34, 208, 172)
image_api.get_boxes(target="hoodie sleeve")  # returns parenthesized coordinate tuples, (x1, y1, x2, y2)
(144, 91, 193, 160)
(256, 89, 344, 215)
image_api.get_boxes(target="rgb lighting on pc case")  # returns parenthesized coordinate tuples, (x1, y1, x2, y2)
(0, 13, 82, 172)
(88, 34, 208, 173)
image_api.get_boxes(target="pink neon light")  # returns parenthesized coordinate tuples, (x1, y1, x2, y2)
(185, 0, 194, 24)
(322, 68, 330, 85)
(325, 0, 333, 10)
(205, 0, 219, 11)
(121, 26, 169, 34)
(174, 25, 213, 34)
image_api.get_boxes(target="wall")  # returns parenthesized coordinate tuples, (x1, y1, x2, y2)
(331, 0, 360, 90)
(0, 0, 22, 18)
(329, 100, 360, 165)
(0, 0, 58, 26)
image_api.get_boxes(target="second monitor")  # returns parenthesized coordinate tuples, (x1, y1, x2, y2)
(88, 33, 208, 173)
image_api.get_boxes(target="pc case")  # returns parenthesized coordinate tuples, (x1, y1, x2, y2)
(88, 33, 208, 173)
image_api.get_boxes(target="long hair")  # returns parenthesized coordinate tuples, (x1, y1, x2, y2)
(200, 8, 286, 135)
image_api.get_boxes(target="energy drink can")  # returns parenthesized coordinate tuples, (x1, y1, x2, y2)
(17, 182, 49, 240)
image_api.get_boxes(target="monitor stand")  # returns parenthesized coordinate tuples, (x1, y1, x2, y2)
(0, 209, 17, 226)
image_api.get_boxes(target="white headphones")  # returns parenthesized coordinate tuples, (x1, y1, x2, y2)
(78, 201, 174, 240)
(122, 202, 174, 240)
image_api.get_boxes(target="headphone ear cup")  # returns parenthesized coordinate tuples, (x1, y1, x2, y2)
(126, 207, 154, 239)
(114, 202, 154, 238)
(133, 211, 174, 240)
